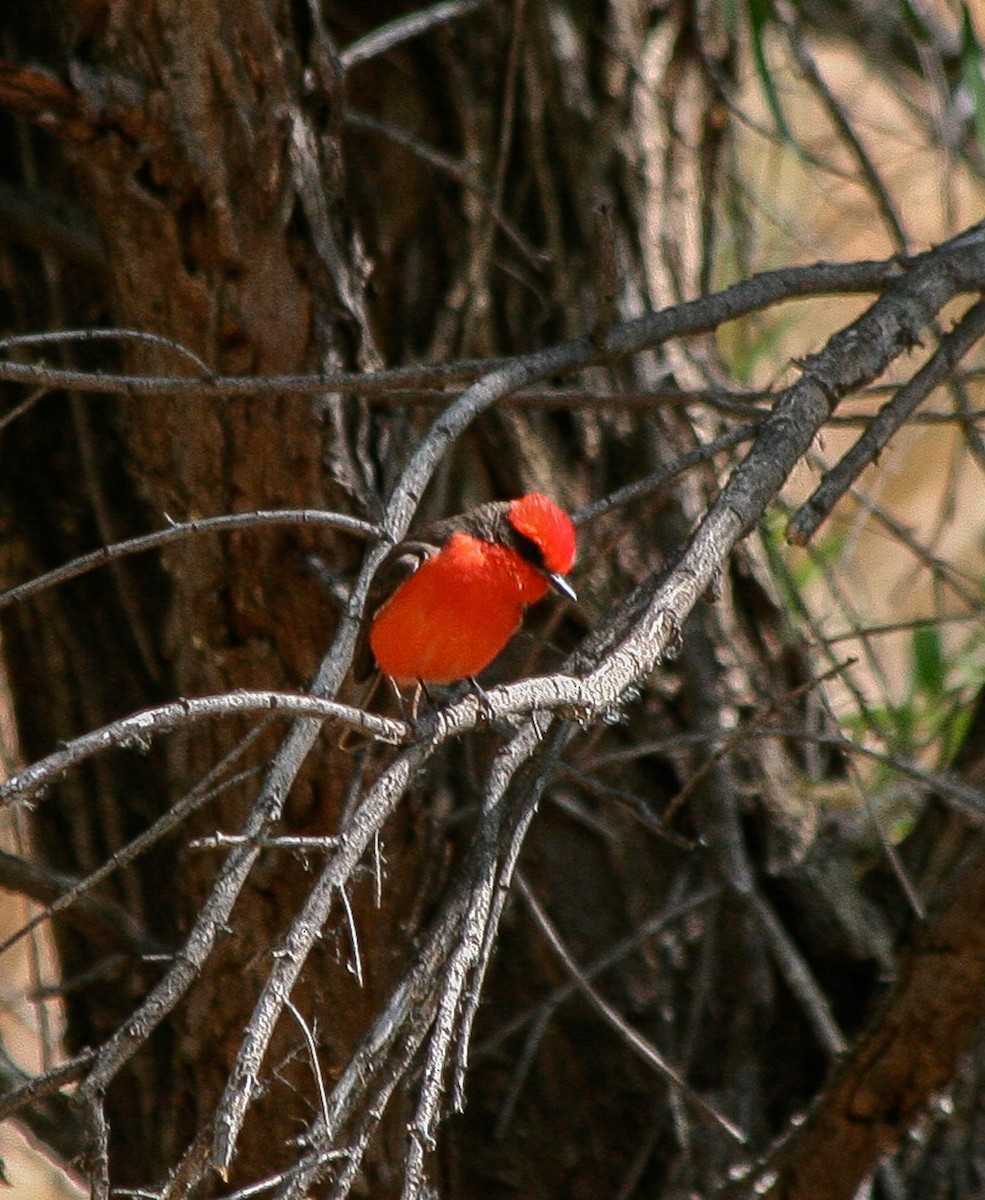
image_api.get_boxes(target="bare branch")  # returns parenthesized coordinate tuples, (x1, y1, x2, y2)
(0, 692, 408, 807)
(0, 509, 382, 613)
(340, 0, 493, 70)
(0, 727, 270, 962)
(0, 848, 164, 958)
(789, 296, 985, 544)
(0, 259, 913, 400)
(517, 873, 746, 1143)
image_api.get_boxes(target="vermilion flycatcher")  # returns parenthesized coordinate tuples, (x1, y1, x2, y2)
(368, 493, 577, 686)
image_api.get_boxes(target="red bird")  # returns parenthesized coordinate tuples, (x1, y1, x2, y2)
(368, 493, 577, 687)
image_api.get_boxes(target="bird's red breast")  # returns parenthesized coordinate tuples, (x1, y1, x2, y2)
(368, 493, 576, 686)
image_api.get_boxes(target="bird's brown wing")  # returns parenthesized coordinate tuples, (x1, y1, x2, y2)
(338, 538, 448, 749)
(349, 538, 442, 685)
(339, 502, 514, 749)
(351, 499, 513, 683)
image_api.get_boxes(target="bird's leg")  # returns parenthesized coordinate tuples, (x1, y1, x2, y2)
(466, 677, 495, 724)
(411, 681, 433, 721)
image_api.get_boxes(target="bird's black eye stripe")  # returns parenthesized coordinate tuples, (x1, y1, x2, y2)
(509, 527, 547, 571)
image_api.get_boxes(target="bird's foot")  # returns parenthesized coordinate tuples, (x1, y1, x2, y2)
(466, 677, 496, 725)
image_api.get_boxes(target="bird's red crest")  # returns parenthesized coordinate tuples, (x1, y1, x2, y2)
(508, 493, 576, 575)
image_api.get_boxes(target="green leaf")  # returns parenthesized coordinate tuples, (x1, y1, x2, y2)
(747, 0, 795, 145)
(912, 625, 946, 699)
(900, 0, 932, 43)
(960, 4, 985, 163)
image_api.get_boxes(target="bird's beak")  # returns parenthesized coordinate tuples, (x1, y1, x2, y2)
(546, 571, 577, 602)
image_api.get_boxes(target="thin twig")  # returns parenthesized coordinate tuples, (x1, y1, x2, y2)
(0, 326, 213, 373)
(748, 890, 847, 1056)
(783, 12, 907, 252)
(821, 610, 979, 645)
(0, 509, 381, 613)
(0, 1048, 95, 1125)
(575, 422, 760, 525)
(596, 724, 985, 822)
(480, 884, 716, 1056)
(340, 0, 492, 69)
(344, 110, 545, 267)
(658, 659, 854, 830)
(187, 833, 340, 853)
(0, 385, 49, 434)
(339, 886, 364, 988)
(285, 1001, 332, 1139)
(846, 759, 925, 921)
(0, 847, 165, 958)
(0, 736, 268, 962)
(789, 296, 985, 545)
(848, 483, 982, 608)
(82, 1093, 111, 1200)
(0, 259, 910, 400)
(517, 873, 746, 1144)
